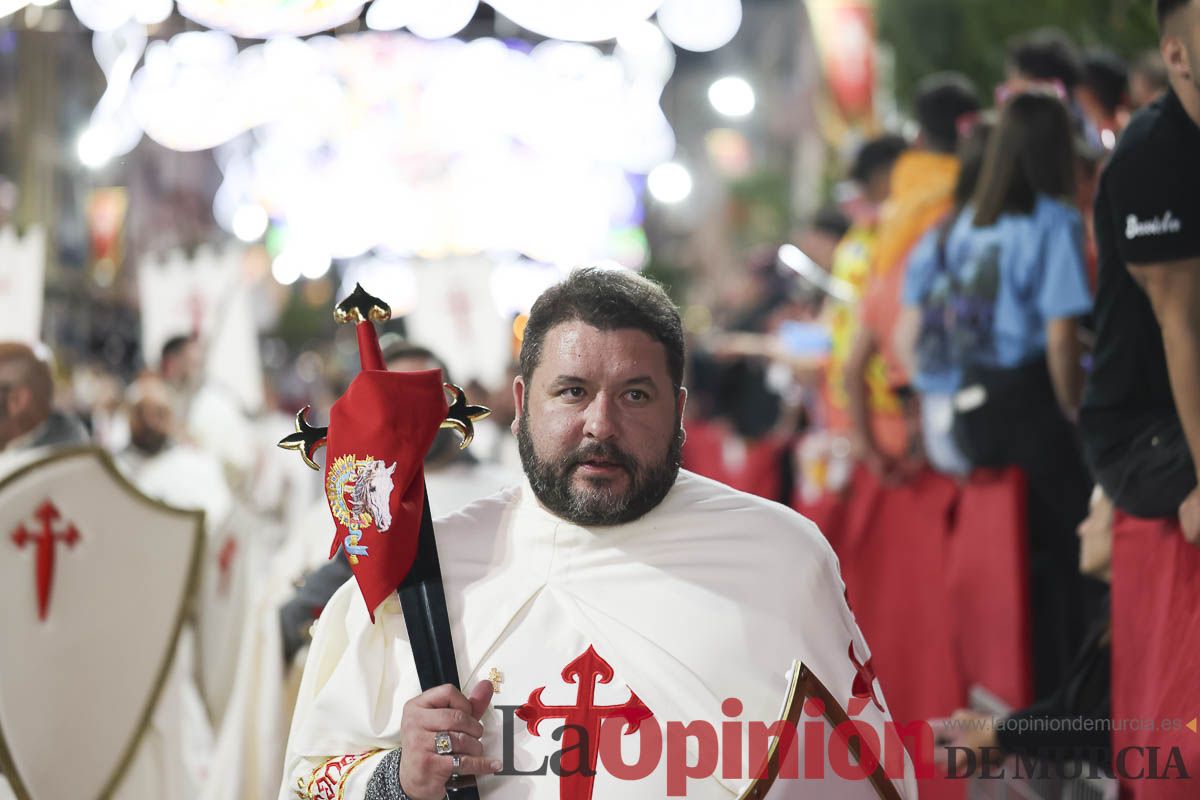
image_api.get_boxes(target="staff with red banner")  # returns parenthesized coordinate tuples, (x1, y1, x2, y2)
(279, 284, 490, 800)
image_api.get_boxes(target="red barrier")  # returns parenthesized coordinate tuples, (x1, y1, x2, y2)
(692, 423, 1035, 798)
(795, 465, 1034, 724)
(1111, 514, 1200, 797)
(835, 467, 966, 728)
(946, 468, 1033, 711)
(681, 421, 789, 502)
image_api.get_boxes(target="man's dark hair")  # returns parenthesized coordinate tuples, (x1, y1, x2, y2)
(1007, 28, 1082, 91)
(1157, 0, 1192, 28)
(849, 134, 908, 186)
(913, 72, 981, 153)
(1081, 49, 1130, 116)
(380, 339, 452, 383)
(519, 268, 684, 391)
(160, 334, 194, 366)
(972, 90, 1076, 227)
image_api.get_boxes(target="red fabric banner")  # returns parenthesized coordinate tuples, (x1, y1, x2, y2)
(324, 369, 447, 619)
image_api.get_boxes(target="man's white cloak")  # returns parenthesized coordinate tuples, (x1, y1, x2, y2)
(280, 470, 917, 799)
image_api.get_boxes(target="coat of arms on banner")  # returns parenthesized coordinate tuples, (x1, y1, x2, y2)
(325, 454, 397, 564)
(0, 447, 203, 800)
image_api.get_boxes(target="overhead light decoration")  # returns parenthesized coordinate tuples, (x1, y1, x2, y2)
(78, 0, 672, 42)
(67, 1, 748, 280)
(646, 161, 692, 204)
(656, 0, 742, 52)
(708, 75, 754, 117)
(488, 0, 661, 43)
(176, 0, 368, 38)
(114, 32, 676, 270)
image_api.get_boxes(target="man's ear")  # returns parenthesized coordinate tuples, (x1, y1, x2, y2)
(676, 386, 688, 444)
(511, 375, 526, 436)
(1162, 36, 1192, 83)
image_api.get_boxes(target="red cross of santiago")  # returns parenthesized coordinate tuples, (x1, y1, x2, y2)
(849, 641, 884, 714)
(11, 500, 80, 621)
(217, 534, 238, 596)
(516, 645, 653, 800)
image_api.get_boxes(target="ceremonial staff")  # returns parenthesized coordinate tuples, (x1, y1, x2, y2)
(280, 284, 488, 799)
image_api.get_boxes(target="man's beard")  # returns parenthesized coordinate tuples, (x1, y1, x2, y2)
(516, 406, 683, 526)
(131, 428, 169, 456)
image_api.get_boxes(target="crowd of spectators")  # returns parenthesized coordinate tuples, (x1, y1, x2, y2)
(683, 5, 1199, 782)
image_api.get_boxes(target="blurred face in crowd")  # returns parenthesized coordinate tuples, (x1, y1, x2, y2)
(0, 364, 30, 446)
(0, 346, 52, 449)
(127, 379, 174, 456)
(1162, 0, 1200, 96)
(864, 166, 895, 206)
(161, 340, 202, 390)
(512, 321, 686, 526)
(1077, 486, 1114, 581)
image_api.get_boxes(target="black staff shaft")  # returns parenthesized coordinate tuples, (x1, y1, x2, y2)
(397, 490, 481, 800)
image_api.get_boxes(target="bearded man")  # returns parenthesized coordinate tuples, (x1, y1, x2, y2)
(279, 269, 916, 800)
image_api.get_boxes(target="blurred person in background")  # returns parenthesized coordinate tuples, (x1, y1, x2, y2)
(690, 246, 809, 454)
(844, 72, 980, 481)
(1129, 49, 1170, 108)
(1005, 27, 1082, 100)
(1076, 49, 1132, 146)
(894, 114, 995, 477)
(790, 206, 853, 277)
(934, 487, 1114, 771)
(0, 342, 88, 453)
(912, 89, 1094, 696)
(158, 334, 203, 423)
(1081, 0, 1200, 542)
(69, 361, 129, 451)
(159, 330, 257, 486)
(117, 373, 233, 528)
(822, 135, 909, 454)
(115, 372, 229, 799)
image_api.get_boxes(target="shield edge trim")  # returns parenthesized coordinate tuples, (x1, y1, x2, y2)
(735, 661, 902, 800)
(0, 445, 206, 800)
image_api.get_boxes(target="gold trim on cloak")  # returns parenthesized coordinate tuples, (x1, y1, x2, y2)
(737, 661, 902, 800)
(0, 446, 206, 800)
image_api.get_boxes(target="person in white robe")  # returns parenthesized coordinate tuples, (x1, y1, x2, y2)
(280, 269, 918, 799)
(115, 374, 232, 800)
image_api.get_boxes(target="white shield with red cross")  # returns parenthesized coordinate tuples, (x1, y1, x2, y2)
(0, 446, 203, 800)
(194, 500, 270, 727)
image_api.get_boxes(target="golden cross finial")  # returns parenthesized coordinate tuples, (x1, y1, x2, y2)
(440, 383, 490, 449)
(277, 406, 329, 471)
(487, 667, 503, 694)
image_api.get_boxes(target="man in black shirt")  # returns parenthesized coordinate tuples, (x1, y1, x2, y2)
(1081, 0, 1200, 543)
